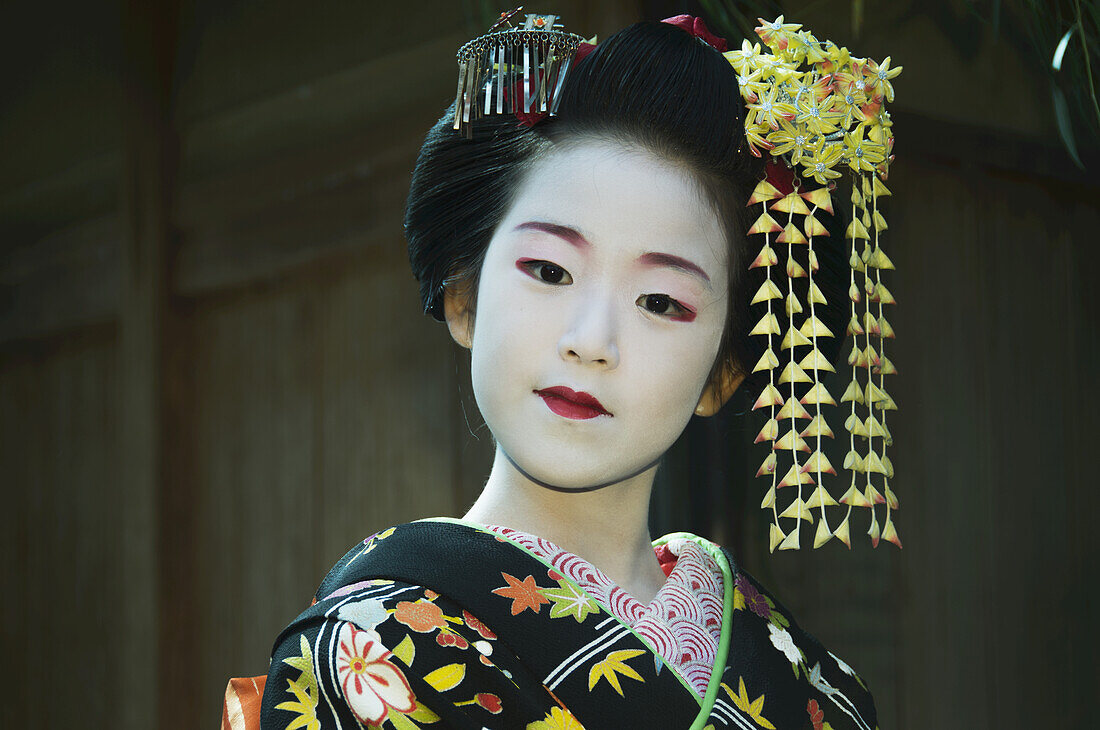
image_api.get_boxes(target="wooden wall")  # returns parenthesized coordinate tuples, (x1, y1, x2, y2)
(2, 1, 1096, 728)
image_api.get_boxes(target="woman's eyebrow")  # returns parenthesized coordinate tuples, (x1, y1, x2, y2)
(638, 252, 712, 288)
(515, 222, 712, 288)
(513, 221, 590, 249)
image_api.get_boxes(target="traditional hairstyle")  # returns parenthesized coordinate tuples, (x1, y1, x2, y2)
(404, 20, 847, 393)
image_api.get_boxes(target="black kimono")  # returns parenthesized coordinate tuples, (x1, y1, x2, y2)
(260, 520, 878, 729)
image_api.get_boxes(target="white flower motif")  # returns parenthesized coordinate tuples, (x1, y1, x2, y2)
(337, 598, 389, 631)
(767, 623, 803, 665)
(829, 650, 856, 677)
(335, 623, 416, 724)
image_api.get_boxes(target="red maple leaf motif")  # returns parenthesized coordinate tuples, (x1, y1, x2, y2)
(491, 572, 550, 615)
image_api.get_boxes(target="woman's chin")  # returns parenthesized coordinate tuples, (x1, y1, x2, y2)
(501, 447, 659, 493)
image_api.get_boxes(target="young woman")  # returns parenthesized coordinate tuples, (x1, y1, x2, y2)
(255, 15, 885, 730)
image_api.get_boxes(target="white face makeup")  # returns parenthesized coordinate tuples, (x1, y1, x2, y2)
(464, 139, 730, 490)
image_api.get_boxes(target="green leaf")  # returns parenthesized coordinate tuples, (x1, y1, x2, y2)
(423, 663, 466, 692)
(393, 634, 415, 666)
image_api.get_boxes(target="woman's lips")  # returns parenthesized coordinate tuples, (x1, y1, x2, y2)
(534, 386, 612, 420)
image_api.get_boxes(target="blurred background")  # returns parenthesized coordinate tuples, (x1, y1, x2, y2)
(2, 0, 1097, 727)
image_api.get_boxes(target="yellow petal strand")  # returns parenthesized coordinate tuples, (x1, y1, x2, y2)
(848, 249, 866, 273)
(777, 396, 812, 420)
(750, 312, 781, 336)
(801, 450, 837, 475)
(862, 311, 881, 335)
(848, 282, 861, 302)
(777, 222, 807, 244)
(873, 282, 896, 305)
(839, 484, 872, 507)
(879, 316, 895, 338)
(833, 517, 852, 548)
(805, 484, 840, 509)
(781, 326, 813, 350)
(752, 347, 780, 373)
(800, 414, 835, 439)
(872, 210, 889, 233)
(872, 176, 892, 197)
(769, 523, 785, 552)
(847, 314, 865, 336)
(881, 519, 902, 548)
(868, 515, 881, 547)
(884, 482, 899, 507)
(869, 245, 894, 269)
(808, 248, 820, 272)
(778, 464, 815, 488)
(800, 382, 836, 406)
(749, 179, 783, 204)
(799, 347, 835, 373)
(866, 382, 888, 403)
(756, 451, 778, 477)
(760, 484, 776, 509)
(865, 415, 887, 438)
(778, 528, 802, 550)
(808, 281, 828, 305)
(883, 456, 896, 481)
(785, 292, 803, 316)
(800, 187, 834, 214)
(803, 214, 829, 237)
(753, 383, 784, 410)
(779, 497, 815, 522)
(876, 393, 898, 411)
(800, 315, 835, 339)
(841, 379, 865, 404)
(755, 417, 780, 443)
(842, 449, 865, 472)
(845, 413, 869, 438)
(845, 219, 870, 239)
(786, 255, 808, 278)
(775, 430, 811, 453)
(865, 483, 886, 505)
(863, 450, 887, 474)
(813, 518, 833, 548)
(874, 356, 897, 376)
(749, 212, 783, 235)
(777, 361, 812, 385)
(750, 244, 779, 269)
(771, 192, 811, 215)
(751, 278, 784, 304)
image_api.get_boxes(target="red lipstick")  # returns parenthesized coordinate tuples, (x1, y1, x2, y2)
(535, 386, 612, 420)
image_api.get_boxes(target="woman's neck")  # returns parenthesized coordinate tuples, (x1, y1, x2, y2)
(462, 446, 669, 604)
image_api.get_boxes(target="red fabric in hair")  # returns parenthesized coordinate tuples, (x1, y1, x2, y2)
(661, 14, 729, 52)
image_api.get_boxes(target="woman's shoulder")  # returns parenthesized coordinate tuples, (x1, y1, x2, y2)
(728, 563, 879, 729)
(261, 523, 577, 729)
(657, 532, 877, 728)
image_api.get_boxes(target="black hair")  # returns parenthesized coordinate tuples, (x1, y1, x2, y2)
(405, 20, 847, 400)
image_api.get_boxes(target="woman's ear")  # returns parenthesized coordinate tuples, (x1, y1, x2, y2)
(695, 366, 745, 417)
(443, 284, 475, 349)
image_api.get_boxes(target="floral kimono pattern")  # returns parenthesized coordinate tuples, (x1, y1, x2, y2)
(260, 520, 878, 729)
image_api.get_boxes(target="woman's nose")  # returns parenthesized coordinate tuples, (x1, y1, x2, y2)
(558, 294, 620, 369)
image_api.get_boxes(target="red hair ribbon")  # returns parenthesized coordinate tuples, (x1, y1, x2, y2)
(765, 159, 797, 195)
(661, 14, 728, 52)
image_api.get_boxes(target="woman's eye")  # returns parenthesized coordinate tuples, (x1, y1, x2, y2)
(518, 260, 572, 285)
(637, 293, 696, 322)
